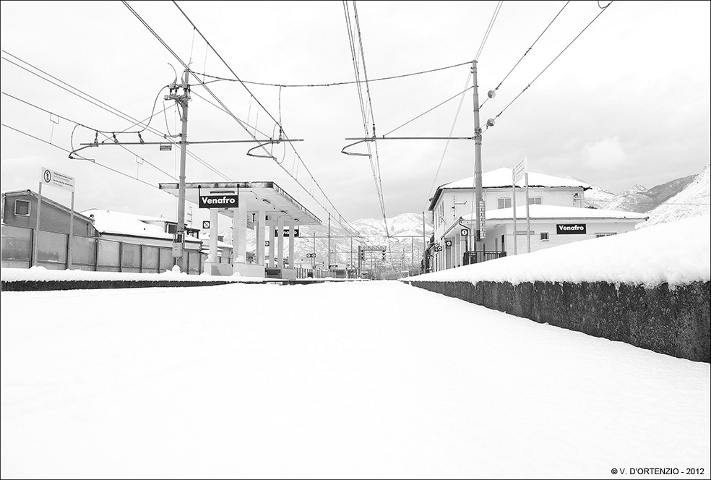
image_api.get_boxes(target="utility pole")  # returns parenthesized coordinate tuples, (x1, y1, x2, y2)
(312, 231, 316, 271)
(327, 213, 331, 272)
(165, 68, 190, 270)
(472, 61, 483, 250)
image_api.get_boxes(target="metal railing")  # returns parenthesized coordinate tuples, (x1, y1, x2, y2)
(463, 250, 506, 265)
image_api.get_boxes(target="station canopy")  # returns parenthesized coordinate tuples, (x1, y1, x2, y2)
(158, 181, 321, 227)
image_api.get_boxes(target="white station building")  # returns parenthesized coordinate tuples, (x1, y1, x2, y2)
(428, 168, 648, 271)
(159, 181, 321, 279)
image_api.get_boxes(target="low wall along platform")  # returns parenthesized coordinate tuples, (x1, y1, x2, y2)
(404, 279, 710, 363)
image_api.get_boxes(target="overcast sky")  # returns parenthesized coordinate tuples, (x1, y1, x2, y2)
(1, 1, 709, 230)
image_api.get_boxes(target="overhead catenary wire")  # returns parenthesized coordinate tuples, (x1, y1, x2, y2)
(491, 1, 614, 124)
(475, 1, 504, 61)
(2, 90, 178, 180)
(1, 122, 164, 190)
(1, 49, 231, 180)
(190, 59, 473, 89)
(343, 1, 389, 239)
(162, 0, 363, 238)
(492, 1, 570, 93)
(427, 72, 473, 195)
(2, 51, 166, 136)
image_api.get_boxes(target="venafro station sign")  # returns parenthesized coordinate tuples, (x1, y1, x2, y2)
(556, 223, 586, 234)
(199, 193, 239, 209)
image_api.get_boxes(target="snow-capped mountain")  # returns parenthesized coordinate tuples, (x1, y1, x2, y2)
(584, 174, 697, 212)
(290, 213, 433, 272)
(638, 163, 710, 228)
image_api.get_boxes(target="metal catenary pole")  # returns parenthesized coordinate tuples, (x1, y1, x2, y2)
(472, 61, 484, 248)
(168, 68, 190, 271)
(327, 213, 331, 272)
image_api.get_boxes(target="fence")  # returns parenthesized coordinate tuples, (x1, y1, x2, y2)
(295, 267, 328, 279)
(1, 224, 209, 274)
(463, 250, 506, 265)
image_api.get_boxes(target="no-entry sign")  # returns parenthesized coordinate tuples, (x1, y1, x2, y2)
(199, 194, 239, 209)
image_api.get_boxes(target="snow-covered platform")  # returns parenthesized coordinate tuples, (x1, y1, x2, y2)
(1, 281, 708, 478)
(0, 267, 361, 290)
(405, 215, 711, 362)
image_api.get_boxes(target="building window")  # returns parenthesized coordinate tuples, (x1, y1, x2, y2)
(166, 223, 177, 234)
(596, 232, 616, 238)
(14, 199, 30, 216)
(540, 232, 549, 241)
(497, 197, 512, 209)
(528, 197, 542, 205)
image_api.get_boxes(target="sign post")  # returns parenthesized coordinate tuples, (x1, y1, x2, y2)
(35, 167, 76, 268)
(512, 158, 527, 255)
(525, 167, 531, 253)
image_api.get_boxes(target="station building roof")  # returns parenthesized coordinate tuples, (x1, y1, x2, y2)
(158, 181, 321, 227)
(429, 168, 592, 210)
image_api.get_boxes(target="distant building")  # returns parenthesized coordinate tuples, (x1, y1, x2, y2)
(83, 209, 202, 248)
(428, 168, 647, 271)
(2, 189, 96, 237)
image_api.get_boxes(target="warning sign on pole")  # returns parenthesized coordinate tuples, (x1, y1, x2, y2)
(41, 167, 75, 191)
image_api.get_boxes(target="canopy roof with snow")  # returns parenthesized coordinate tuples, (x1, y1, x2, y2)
(429, 168, 592, 210)
(158, 181, 321, 227)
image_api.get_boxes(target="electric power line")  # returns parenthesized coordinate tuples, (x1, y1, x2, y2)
(1, 90, 179, 181)
(343, 1, 389, 239)
(1, 122, 163, 190)
(492, 1, 570, 93)
(428, 72, 473, 195)
(492, 1, 614, 123)
(161, 0, 363, 238)
(1, 49, 231, 180)
(475, 1, 504, 61)
(190, 59, 473, 89)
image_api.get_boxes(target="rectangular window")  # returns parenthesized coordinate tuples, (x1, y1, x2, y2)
(540, 232, 549, 240)
(497, 198, 512, 209)
(14, 199, 30, 216)
(528, 197, 542, 205)
(596, 232, 616, 238)
(166, 223, 177, 234)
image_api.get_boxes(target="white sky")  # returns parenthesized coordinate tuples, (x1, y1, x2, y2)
(1, 1, 709, 230)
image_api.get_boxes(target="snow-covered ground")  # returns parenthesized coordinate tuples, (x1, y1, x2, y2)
(0, 265, 266, 283)
(1, 281, 708, 478)
(412, 215, 710, 286)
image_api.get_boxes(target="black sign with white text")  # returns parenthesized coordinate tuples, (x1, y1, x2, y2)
(556, 223, 587, 235)
(199, 194, 239, 209)
(275, 228, 300, 238)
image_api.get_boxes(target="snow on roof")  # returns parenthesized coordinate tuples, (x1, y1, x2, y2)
(82, 209, 200, 243)
(441, 168, 591, 190)
(460, 205, 648, 221)
(411, 214, 710, 287)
